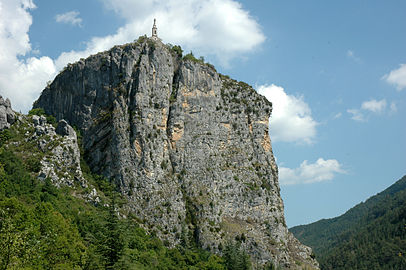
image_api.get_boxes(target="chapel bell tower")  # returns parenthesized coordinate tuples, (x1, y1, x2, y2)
(151, 19, 158, 40)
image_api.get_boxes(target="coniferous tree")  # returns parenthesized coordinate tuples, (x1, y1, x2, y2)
(103, 197, 124, 269)
(223, 241, 251, 270)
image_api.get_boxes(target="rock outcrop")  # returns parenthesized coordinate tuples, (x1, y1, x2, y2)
(34, 38, 318, 269)
(35, 118, 86, 189)
(0, 95, 15, 131)
(0, 100, 100, 203)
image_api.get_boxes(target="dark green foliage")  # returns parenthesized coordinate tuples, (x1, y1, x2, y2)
(0, 129, 11, 147)
(101, 199, 125, 269)
(28, 107, 45, 116)
(25, 155, 42, 172)
(182, 51, 216, 71)
(0, 149, 38, 200)
(147, 39, 156, 52)
(205, 63, 216, 72)
(28, 107, 57, 125)
(291, 175, 406, 270)
(263, 261, 283, 270)
(0, 198, 86, 269)
(171, 45, 183, 58)
(223, 241, 251, 270)
(136, 35, 147, 44)
(169, 92, 177, 103)
(183, 51, 202, 63)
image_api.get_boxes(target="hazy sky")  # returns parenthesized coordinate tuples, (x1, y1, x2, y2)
(0, 0, 405, 227)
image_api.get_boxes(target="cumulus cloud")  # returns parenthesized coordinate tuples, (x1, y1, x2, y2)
(383, 64, 406, 91)
(55, 11, 83, 27)
(257, 84, 318, 144)
(279, 158, 345, 185)
(56, 0, 265, 67)
(361, 99, 386, 113)
(347, 98, 391, 122)
(0, 0, 57, 113)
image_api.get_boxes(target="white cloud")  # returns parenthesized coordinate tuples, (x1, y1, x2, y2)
(347, 98, 393, 122)
(257, 84, 318, 144)
(55, 11, 83, 27)
(0, 0, 57, 113)
(334, 112, 342, 119)
(279, 158, 344, 185)
(361, 99, 386, 113)
(347, 109, 365, 122)
(56, 0, 265, 67)
(383, 64, 406, 91)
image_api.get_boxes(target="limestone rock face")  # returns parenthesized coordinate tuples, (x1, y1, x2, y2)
(28, 116, 86, 189)
(55, 119, 77, 138)
(0, 95, 15, 131)
(34, 39, 318, 269)
(1, 111, 100, 203)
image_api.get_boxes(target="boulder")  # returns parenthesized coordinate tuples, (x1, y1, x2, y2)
(0, 95, 15, 131)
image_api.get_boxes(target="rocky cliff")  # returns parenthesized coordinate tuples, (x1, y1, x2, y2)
(0, 101, 99, 202)
(0, 96, 15, 131)
(34, 37, 318, 269)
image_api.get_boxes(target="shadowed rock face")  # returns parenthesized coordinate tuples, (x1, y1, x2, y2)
(34, 39, 318, 269)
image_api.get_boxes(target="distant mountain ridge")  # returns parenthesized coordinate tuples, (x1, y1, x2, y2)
(290, 175, 406, 269)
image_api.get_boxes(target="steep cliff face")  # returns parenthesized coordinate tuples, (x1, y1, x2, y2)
(34, 38, 318, 269)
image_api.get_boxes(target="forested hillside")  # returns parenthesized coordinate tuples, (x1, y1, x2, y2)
(290, 175, 406, 270)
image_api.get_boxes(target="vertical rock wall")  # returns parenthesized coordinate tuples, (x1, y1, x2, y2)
(34, 39, 318, 269)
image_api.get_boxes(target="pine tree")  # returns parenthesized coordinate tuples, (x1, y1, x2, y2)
(103, 197, 124, 269)
(223, 241, 251, 270)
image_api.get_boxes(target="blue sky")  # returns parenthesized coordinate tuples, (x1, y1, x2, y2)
(0, 0, 405, 227)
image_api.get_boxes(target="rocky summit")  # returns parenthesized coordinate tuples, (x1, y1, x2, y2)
(34, 37, 318, 269)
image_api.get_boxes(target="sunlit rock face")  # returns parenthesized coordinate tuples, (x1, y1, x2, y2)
(0, 96, 15, 131)
(34, 38, 319, 269)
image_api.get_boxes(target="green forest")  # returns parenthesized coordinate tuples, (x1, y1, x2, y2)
(290, 176, 406, 270)
(0, 118, 256, 270)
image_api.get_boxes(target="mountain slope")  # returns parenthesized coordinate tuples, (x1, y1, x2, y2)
(31, 37, 318, 268)
(290, 175, 406, 269)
